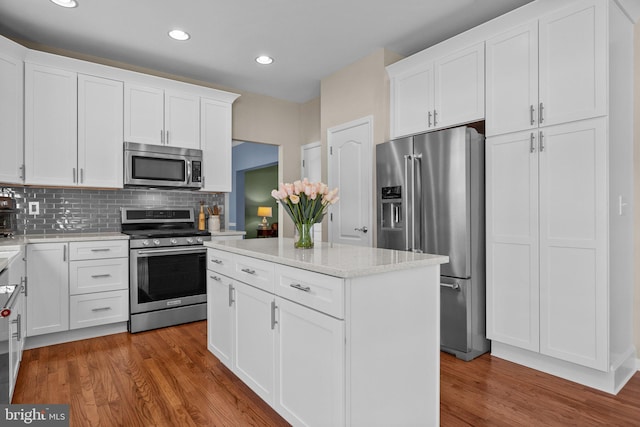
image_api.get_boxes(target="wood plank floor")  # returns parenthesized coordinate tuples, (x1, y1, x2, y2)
(13, 321, 640, 426)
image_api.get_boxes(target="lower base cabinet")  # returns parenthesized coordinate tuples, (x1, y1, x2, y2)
(274, 296, 344, 426)
(206, 247, 441, 426)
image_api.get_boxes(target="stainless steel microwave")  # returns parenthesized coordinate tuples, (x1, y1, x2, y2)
(124, 142, 203, 190)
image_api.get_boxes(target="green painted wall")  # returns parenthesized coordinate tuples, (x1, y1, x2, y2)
(244, 165, 279, 239)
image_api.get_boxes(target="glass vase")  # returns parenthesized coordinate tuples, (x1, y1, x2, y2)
(294, 223, 314, 249)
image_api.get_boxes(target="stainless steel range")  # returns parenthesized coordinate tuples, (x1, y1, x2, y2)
(122, 207, 211, 333)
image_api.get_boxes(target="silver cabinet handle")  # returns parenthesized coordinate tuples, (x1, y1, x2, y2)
(530, 105, 535, 125)
(166, 130, 170, 145)
(428, 111, 432, 127)
(80, 168, 84, 183)
(91, 248, 111, 252)
(160, 129, 164, 144)
(210, 275, 222, 281)
(290, 283, 311, 292)
(241, 268, 256, 275)
(16, 313, 21, 341)
(440, 281, 461, 291)
(91, 307, 112, 312)
(63, 245, 67, 262)
(530, 133, 535, 153)
(91, 274, 111, 279)
(354, 226, 368, 233)
(539, 102, 544, 124)
(211, 259, 223, 264)
(539, 131, 545, 152)
(433, 110, 438, 126)
(270, 300, 277, 330)
(72, 167, 76, 183)
(228, 284, 234, 307)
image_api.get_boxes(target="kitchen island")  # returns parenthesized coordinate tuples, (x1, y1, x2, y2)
(204, 238, 448, 426)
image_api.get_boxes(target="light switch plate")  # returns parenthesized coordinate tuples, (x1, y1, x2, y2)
(28, 201, 39, 215)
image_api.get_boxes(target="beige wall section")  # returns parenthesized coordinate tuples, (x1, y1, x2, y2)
(634, 23, 640, 360)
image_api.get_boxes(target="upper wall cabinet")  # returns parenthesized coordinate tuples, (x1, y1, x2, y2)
(486, 1, 606, 136)
(24, 63, 78, 186)
(0, 46, 25, 185)
(124, 83, 200, 149)
(201, 97, 233, 192)
(389, 43, 485, 138)
(78, 74, 124, 188)
(25, 63, 124, 188)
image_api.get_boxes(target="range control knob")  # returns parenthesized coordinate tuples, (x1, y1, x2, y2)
(153, 239, 161, 246)
(196, 237, 203, 243)
(170, 238, 178, 245)
(186, 238, 194, 244)
(142, 240, 150, 247)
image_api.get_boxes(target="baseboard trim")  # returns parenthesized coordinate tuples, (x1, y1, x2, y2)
(24, 322, 128, 350)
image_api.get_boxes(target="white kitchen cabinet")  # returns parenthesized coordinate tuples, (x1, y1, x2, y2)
(24, 63, 77, 186)
(486, 22, 539, 136)
(78, 74, 124, 188)
(26, 243, 69, 336)
(124, 83, 200, 149)
(25, 65, 124, 188)
(485, 0, 606, 136)
(391, 63, 434, 138)
(538, 119, 607, 370)
(0, 41, 25, 185)
(200, 97, 233, 192)
(233, 280, 276, 404)
(486, 129, 539, 352)
(485, 0, 635, 394)
(389, 42, 484, 138)
(206, 272, 234, 369)
(487, 118, 613, 372)
(68, 240, 129, 330)
(274, 296, 344, 427)
(206, 243, 443, 425)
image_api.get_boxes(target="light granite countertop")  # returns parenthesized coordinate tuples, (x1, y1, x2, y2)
(0, 232, 128, 273)
(205, 237, 448, 278)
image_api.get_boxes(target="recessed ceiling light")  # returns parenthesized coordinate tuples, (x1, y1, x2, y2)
(168, 29, 190, 41)
(50, 0, 77, 8)
(256, 55, 274, 65)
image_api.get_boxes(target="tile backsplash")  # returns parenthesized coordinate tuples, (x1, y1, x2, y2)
(0, 186, 224, 235)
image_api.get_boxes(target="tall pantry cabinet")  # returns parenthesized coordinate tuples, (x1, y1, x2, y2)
(485, 0, 635, 393)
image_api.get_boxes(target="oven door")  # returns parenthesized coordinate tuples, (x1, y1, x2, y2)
(130, 246, 207, 314)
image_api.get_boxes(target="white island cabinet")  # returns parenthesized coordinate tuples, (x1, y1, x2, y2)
(205, 238, 448, 427)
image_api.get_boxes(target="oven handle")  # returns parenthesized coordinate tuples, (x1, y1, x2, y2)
(135, 247, 207, 256)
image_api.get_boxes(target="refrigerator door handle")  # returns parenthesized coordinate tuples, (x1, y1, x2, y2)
(403, 154, 412, 251)
(412, 153, 423, 253)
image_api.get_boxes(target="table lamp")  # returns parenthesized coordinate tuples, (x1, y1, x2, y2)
(257, 206, 272, 229)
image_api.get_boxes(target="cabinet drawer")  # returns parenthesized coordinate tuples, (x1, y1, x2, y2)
(69, 289, 129, 329)
(69, 258, 129, 295)
(275, 265, 344, 319)
(69, 240, 128, 261)
(207, 248, 235, 276)
(233, 254, 275, 293)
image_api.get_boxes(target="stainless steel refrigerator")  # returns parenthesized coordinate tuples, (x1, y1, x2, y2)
(376, 125, 490, 361)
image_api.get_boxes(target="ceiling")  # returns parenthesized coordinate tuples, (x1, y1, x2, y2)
(0, 0, 533, 103)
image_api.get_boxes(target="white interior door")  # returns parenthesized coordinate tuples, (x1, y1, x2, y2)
(301, 141, 322, 242)
(327, 116, 373, 246)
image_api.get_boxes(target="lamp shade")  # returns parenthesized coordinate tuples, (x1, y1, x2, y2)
(257, 206, 272, 218)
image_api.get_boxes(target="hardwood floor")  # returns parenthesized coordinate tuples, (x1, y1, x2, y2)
(13, 321, 640, 426)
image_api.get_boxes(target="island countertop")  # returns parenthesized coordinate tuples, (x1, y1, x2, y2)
(204, 237, 448, 278)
